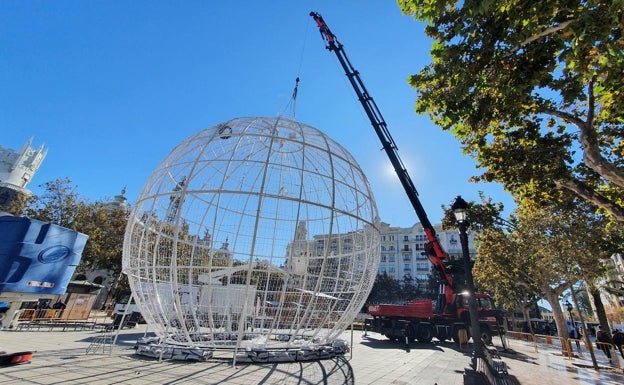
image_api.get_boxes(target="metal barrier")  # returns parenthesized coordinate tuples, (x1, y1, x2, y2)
(506, 331, 623, 368)
(504, 331, 576, 358)
(595, 340, 615, 362)
(504, 331, 538, 352)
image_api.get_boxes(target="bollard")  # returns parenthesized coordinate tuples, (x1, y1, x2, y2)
(458, 329, 468, 350)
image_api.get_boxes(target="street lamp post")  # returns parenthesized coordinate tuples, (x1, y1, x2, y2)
(451, 195, 483, 369)
(564, 300, 578, 356)
(565, 300, 574, 325)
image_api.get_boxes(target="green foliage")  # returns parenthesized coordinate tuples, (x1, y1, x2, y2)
(24, 177, 89, 230)
(79, 202, 128, 273)
(400, 0, 624, 221)
(441, 192, 507, 231)
(0, 189, 31, 215)
(570, 284, 594, 319)
(24, 178, 128, 274)
(367, 273, 429, 303)
(472, 196, 622, 312)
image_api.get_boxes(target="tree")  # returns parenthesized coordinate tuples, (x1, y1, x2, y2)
(477, 209, 576, 343)
(569, 283, 593, 319)
(24, 178, 128, 277)
(78, 202, 128, 274)
(401, 274, 419, 299)
(473, 198, 622, 345)
(0, 189, 31, 216)
(399, 0, 624, 220)
(554, 199, 624, 334)
(24, 177, 89, 229)
(424, 267, 439, 299)
(441, 192, 509, 295)
(367, 273, 404, 304)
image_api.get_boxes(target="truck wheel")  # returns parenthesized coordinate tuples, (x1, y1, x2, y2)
(384, 334, 399, 342)
(416, 324, 434, 343)
(406, 325, 417, 342)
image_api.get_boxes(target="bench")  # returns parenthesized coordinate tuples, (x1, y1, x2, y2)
(484, 346, 508, 375)
(477, 347, 516, 385)
(16, 319, 97, 332)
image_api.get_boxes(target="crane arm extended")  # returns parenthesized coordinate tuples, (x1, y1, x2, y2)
(310, 11, 454, 308)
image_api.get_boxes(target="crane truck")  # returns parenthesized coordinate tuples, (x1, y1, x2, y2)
(310, 12, 504, 345)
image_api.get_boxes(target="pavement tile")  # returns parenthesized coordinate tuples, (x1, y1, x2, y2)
(1, 325, 623, 384)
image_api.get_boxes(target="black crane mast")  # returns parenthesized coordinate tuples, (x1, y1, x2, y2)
(310, 11, 454, 311)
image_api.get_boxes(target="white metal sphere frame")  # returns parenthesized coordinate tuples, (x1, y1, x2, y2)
(123, 117, 380, 362)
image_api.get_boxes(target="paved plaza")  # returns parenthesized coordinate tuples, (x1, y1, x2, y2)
(1, 324, 623, 384)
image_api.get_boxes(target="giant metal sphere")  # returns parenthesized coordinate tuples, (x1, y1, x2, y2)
(123, 117, 380, 353)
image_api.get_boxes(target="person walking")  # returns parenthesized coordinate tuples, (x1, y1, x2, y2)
(569, 327, 581, 352)
(596, 325, 613, 363)
(612, 329, 624, 359)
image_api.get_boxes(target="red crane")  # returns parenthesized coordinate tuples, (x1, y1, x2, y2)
(310, 11, 454, 314)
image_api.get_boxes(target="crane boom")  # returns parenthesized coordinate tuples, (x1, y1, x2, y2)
(310, 11, 454, 308)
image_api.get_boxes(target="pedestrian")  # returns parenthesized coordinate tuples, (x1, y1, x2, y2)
(569, 327, 581, 351)
(612, 329, 624, 359)
(596, 325, 613, 363)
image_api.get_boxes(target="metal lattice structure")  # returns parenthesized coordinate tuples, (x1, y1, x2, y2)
(123, 117, 380, 361)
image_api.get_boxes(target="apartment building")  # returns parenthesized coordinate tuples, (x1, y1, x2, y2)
(377, 221, 477, 282)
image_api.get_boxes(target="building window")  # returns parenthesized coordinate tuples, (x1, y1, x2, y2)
(381, 256, 387, 262)
(403, 235, 409, 241)
(389, 255, 395, 263)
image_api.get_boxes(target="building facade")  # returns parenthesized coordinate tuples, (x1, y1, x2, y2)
(0, 137, 46, 207)
(284, 220, 478, 287)
(377, 221, 477, 282)
(597, 253, 624, 325)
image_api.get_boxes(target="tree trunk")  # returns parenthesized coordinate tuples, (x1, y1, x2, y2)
(544, 291, 574, 357)
(589, 285, 611, 335)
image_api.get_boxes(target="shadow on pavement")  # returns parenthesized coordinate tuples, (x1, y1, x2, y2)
(6, 345, 357, 385)
(360, 335, 445, 352)
(79, 331, 155, 347)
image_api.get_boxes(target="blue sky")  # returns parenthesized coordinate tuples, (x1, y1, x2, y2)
(1, 1, 514, 227)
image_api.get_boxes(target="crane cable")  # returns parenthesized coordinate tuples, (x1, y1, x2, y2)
(279, 16, 311, 120)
